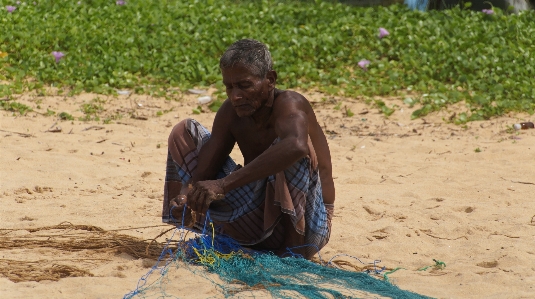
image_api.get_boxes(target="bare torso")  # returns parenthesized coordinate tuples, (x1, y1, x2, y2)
(226, 89, 335, 204)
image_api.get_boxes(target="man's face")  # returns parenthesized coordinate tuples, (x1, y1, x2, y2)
(222, 64, 275, 118)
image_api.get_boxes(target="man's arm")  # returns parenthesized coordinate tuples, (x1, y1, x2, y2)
(190, 100, 236, 183)
(311, 121, 335, 205)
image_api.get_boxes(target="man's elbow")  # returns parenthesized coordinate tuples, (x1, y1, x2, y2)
(288, 138, 309, 159)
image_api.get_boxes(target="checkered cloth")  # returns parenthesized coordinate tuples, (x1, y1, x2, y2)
(163, 119, 332, 257)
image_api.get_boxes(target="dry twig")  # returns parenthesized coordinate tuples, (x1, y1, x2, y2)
(0, 129, 34, 138)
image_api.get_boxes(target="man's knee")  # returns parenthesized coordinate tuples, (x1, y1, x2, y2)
(168, 119, 191, 144)
(168, 118, 196, 159)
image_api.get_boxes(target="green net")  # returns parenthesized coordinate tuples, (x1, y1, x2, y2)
(124, 215, 431, 299)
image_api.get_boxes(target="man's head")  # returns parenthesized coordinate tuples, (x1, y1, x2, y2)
(220, 39, 277, 118)
(219, 39, 273, 78)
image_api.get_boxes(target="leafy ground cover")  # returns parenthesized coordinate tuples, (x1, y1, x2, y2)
(1, 0, 534, 122)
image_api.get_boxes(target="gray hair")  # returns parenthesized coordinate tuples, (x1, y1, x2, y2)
(219, 39, 273, 78)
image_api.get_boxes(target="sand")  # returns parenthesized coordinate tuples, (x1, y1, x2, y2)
(1, 90, 534, 299)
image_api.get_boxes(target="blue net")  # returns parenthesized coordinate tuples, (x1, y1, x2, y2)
(124, 209, 432, 299)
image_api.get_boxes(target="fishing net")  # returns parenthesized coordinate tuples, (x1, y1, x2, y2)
(0, 222, 169, 283)
(0, 220, 431, 298)
(123, 212, 431, 299)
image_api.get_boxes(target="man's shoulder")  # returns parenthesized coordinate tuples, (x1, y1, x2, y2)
(274, 89, 309, 108)
(275, 89, 305, 100)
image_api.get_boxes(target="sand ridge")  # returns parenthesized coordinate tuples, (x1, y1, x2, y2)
(1, 90, 534, 298)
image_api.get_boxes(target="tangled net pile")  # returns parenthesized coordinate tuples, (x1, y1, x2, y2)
(0, 220, 431, 298)
(124, 212, 431, 299)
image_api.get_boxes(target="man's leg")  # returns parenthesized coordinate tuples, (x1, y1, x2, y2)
(163, 151, 190, 225)
(280, 212, 307, 257)
(163, 119, 211, 226)
(165, 175, 193, 226)
(273, 157, 331, 259)
(241, 157, 331, 259)
(163, 118, 238, 228)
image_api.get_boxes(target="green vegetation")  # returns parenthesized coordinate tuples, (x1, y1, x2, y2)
(375, 99, 396, 117)
(345, 106, 354, 117)
(79, 98, 104, 121)
(58, 112, 74, 120)
(0, 100, 32, 115)
(0, 0, 534, 122)
(45, 108, 56, 116)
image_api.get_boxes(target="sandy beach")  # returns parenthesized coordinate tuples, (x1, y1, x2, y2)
(1, 90, 534, 298)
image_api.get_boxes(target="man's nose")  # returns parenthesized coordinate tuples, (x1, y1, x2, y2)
(229, 88, 243, 102)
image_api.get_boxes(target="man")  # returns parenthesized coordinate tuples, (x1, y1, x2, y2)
(162, 39, 335, 259)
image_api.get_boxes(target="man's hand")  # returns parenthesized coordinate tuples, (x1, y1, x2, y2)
(169, 194, 194, 227)
(187, 180, 226, 215)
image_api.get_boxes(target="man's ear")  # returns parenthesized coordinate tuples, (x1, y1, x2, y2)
(266, 70, 277, 91)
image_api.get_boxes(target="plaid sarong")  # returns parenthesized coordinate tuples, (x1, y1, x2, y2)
(163, 119, 332, 257)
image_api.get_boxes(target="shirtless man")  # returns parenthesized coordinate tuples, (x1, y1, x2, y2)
(163, 39, 334, 259)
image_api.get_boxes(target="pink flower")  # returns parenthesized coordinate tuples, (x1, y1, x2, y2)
(358, 59, 370, 71)
(6, 5, 16, 13)
(52, 51, 65, 63)
(116, 0, 125, 5)
(482, 9, 494, 14)
(378, 28, 390, 39)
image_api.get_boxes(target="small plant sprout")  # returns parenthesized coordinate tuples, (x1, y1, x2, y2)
(345, 106, 354, 117)
(374, 100, 395, 117)
(378, 28, 389, 39)
(52, 51, 65, 63)
(58, 112, 74, 120)
(192, 106, 202, 114)
(358, 59, 370, 71)
(474, 147, 481, 153)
